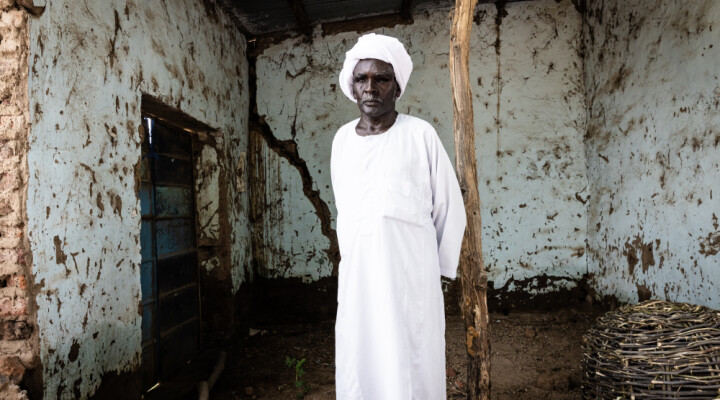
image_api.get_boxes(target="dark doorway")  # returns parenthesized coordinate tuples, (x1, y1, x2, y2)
(140, 116, 201, 390)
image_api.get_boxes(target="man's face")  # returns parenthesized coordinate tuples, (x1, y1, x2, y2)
(351, 59, 400, 118)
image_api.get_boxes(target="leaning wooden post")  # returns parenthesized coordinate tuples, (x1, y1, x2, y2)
(449, 0, 491, 399)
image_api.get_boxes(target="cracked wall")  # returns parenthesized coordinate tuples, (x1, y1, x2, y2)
(584, 0, 720, 307)
(26, 0, 249, 398)
(254, 0, 587, 304)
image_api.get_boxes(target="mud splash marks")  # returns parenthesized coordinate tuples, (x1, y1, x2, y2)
(623, 235, 657, 275)
(54, 235, 71, 277)
(53, 236, 67, 265)
(609, 65, 632, 93)
(699, 231, 720, 256)
(109, 192, 122, 217)
(494, 1, 507, 162)
(108, 10, 121, 68)
(247, 58, 340, 275)
(68, 340, 80, 362)
(624, 242, 639, 274)
(636, 283, 652, 301)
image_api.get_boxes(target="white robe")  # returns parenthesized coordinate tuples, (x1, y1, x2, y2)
(331, 114, 466, 400)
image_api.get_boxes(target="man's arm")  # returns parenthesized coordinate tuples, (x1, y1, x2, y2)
(429, 131, 467, 279)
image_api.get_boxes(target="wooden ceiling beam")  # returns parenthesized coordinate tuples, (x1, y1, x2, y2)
(400, 0, 413, 22)
(287, 0, 313, 37)
(245, 0, 542, 51)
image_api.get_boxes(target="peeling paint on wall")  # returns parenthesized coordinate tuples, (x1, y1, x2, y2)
(254, 0, 588, 298)
(584, 0, 720, 308)
(26, 0, 249, 397)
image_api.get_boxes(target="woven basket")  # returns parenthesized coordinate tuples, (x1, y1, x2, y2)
(582, 300, 720, 399)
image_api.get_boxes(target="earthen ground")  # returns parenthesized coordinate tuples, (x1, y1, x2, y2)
(213, 305, 600, 399)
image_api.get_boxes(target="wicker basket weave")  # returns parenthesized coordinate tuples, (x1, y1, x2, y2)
(582, 300, 720, 399)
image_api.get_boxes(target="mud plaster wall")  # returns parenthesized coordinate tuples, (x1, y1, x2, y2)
(26, 0, 249, 398)
(584, 0, 720, 308)
(254, 0, 587, 299)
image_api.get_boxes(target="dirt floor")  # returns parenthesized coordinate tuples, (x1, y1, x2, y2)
(212, 305, 600, 399)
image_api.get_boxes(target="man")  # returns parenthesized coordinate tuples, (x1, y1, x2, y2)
(331, 33, 467, 400)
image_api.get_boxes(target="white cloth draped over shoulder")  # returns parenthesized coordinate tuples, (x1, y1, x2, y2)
(331, 114, 467, 400)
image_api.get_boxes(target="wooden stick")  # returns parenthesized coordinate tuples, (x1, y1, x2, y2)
(449, 0, 491, 399)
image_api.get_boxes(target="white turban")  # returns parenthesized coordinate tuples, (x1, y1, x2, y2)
(338, 33, 413, 102)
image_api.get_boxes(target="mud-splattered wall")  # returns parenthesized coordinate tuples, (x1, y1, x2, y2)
(253, 0, 587, 306)
(584, 1, 720, 308)
(26, 0, 249, 398)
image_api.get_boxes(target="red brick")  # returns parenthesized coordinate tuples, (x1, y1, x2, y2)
(0, 116, 24, 141)
(0, 142, 16, 159)
(0, 249, 19, 264)
(0, 297, 26, 317)
(0, 201, 13, 216)
(0, 356, 25, 384)
(6, 275, 25, 290)
(0, 172, 20, 191)
(0, 239, 20, 251)
(0, 298, 9, 315)
(0, 115, 22, 130)
(0, 0, 17, 11)
(14, 298, 26, 315)
(0, 227, 22, 249)
(14, 249, 23, 265)
(1, 319, 31, 340)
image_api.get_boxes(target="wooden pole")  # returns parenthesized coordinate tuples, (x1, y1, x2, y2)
(449, 1, 491, 399)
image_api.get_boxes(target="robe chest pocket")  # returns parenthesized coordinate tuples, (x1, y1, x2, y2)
(381, 178, 428, 226)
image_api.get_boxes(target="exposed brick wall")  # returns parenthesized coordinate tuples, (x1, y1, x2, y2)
(0, 1, 36, 390)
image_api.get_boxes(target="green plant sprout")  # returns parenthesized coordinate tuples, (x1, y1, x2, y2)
(285, 356, 311, 398)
